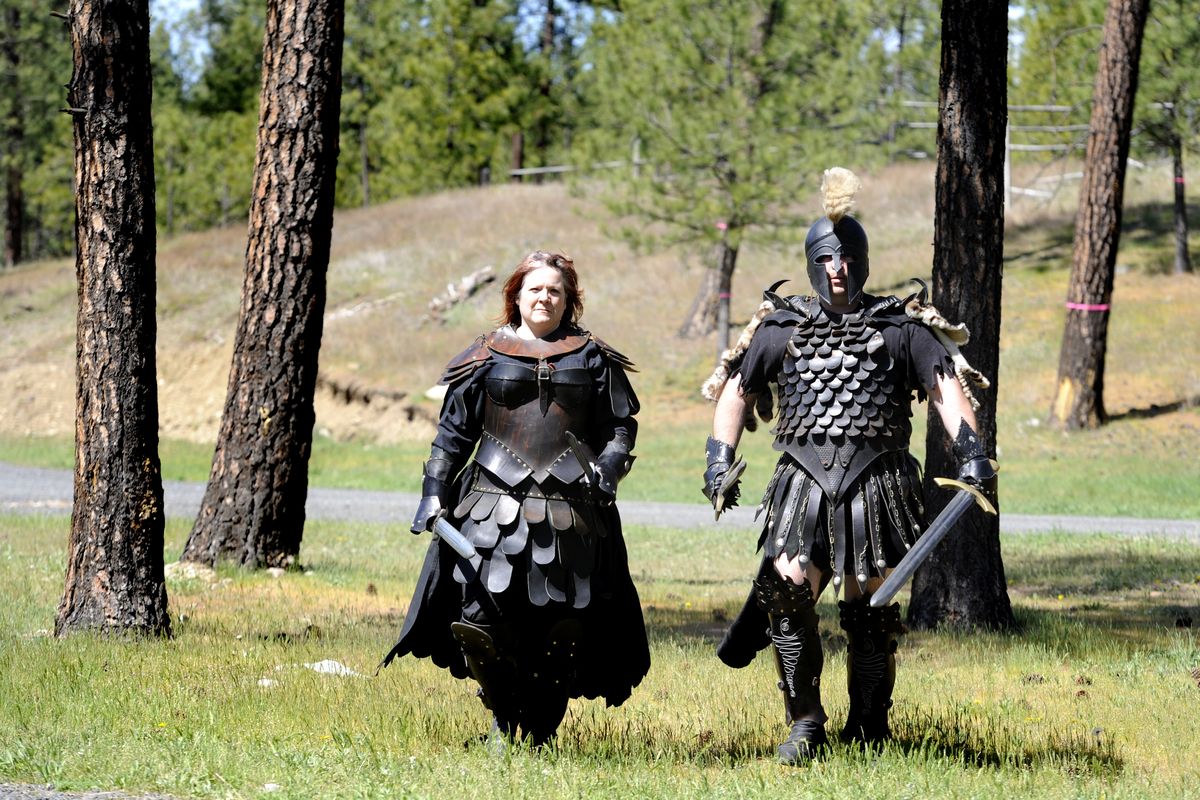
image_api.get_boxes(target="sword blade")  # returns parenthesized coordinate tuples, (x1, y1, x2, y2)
(433, 515, 479, 560)
(868, 486, 980, 608)
(564, 431, 595, 486)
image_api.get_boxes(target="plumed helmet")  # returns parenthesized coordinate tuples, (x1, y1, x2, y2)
(804, 167, 870, 306)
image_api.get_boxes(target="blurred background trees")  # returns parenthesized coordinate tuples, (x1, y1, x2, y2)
(3, 0, 1197, 272)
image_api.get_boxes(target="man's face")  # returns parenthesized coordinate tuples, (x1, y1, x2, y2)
(817, 251, 855, 305)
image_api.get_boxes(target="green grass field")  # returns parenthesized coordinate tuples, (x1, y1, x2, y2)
(1, 514, 1197, 799)
(2, 160, 1198, 798)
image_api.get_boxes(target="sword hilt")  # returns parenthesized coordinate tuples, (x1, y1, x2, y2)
(432, 515, 479, 560)
(933, 474, 998, 516)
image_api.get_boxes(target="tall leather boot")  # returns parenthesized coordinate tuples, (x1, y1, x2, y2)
(839, 597, 904, 745)
(755, 568, 828, 766)
(451, 620, 521, 746)
(520, 618, 583, 747)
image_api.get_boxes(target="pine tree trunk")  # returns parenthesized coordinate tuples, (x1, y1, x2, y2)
(56, 0, 170, 637)
(677, 263, 718, 339)
(510, 129, 524, 183)
(359, 118, 370, 208)
(907, 0, 1013, 632)
(715, 239, 738, 360)
(1049, 0, 1150, 429)
(3, 4, 23, 268)
(182, 0, 344, 569)
(1171, 133, 1191, 274)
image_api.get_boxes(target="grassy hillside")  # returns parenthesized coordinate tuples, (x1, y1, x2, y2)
(1, 161, 1197, 516)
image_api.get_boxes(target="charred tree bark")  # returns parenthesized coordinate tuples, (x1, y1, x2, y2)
(1049, 0, 1150, 429)
(182, 0, 344, 569)
(56, 0, 170, 637)
(3, 4, 23, 268)
(908, 0, 1013, 632)
(1170, 131, 1191, 274)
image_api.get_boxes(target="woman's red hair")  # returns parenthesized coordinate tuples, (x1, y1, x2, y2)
(497, 251, 584, 327)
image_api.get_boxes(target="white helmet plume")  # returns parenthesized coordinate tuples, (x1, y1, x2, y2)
(820, 167, 861, 224)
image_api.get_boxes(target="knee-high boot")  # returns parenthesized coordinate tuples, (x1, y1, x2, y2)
(839, 597, 904, 744)
(451, 620, 521, 739)
(519, 617, 583, 746)
(755, 567, 828, 765)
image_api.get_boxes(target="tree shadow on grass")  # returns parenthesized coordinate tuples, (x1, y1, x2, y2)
(1107, 394, 1200, 421)
(889, 706, 1125, 778)
(1121, 200, 1200, 266)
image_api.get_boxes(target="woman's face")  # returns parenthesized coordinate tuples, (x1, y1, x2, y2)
(517, 265, 567, 336)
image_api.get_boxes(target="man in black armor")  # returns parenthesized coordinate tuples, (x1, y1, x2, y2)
(702, 168, 996, 765)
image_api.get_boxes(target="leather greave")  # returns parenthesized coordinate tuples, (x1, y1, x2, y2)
(839, 597, 904, 742)
(755, 567, 826, 724)
(451, 621, 520, 733)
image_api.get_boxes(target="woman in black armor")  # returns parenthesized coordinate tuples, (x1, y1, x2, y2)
(702, 168, 997, 765)
(381, 251, 649, 747)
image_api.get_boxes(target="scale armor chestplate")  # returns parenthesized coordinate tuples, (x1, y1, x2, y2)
(473, 361, 592, 488)
(772, 312, 913, 500)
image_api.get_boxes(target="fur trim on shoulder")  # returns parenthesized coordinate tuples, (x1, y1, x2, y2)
(904, 295, 990, 410)
(701, 299, 775, 402)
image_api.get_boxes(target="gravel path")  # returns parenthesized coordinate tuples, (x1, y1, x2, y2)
(2, 461, 1197, 542)
(0, 786, 175, 800)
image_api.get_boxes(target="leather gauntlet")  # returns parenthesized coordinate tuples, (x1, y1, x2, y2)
(411, 446, 457, 534)
(702, 436, 741, 509)
(593, 434, 635, 500)
(951, 420, 997, 499)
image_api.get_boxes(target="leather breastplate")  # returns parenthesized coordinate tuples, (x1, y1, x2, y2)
(772, 311, 913, 500)
(474, 359, 593, 487)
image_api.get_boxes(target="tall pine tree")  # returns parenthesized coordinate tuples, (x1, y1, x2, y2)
(1134, 0, 1199, 274)
(584, 0, 873, 352)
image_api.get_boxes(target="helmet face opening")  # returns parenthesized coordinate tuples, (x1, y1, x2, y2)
(804, 216, 869, 306)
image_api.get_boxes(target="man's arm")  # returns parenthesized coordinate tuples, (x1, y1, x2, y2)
(713, 373, 752, 448)
(930, 370, 996, 494)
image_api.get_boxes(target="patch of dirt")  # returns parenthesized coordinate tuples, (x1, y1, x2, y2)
(0, 341, 435, 446)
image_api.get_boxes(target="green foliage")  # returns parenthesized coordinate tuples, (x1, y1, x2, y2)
(1011, 0, 1106, 109)
(583, 0, 876, 254)
(153, 108, 258, 234)
(856, 0, 944, 157)
(1133, 0, 1200, 160)
(189, 0, 267, 116)
(2, 0, 74, 261)
(367, 0, 529, 197)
